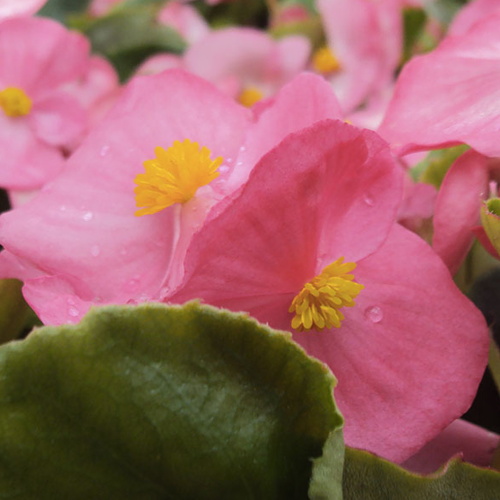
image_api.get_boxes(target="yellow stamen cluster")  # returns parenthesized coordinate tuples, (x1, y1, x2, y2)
(0, 87, 32, 117)
(312, 46, 342, 75)
(289, 257, 363, 332)
(238, 87, 263, 107)
(134, 139, 223, 216)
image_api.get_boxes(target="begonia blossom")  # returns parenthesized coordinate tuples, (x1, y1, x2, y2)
(314, 0, 402, 114)
(0, 70, 343, 324)
(158, 1, 209, 44)
(167, 119, 489, 462)
(183, 27, 311, 107)
(378, 14, 500, 158)
(0, 16, 90, 191)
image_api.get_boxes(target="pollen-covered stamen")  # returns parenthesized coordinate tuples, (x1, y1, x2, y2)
(134, 139, 223, 216)
(238, 87, 263, 107)
(289, 257, 363, 332)
(0, 87, 32, 117)
(312, 46, 342, 75)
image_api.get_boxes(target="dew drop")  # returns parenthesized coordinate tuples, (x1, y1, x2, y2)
(226, 158, 233, 164)
(59, 205, 67, 212)
(239, 145, 246, 153)
(364, 306, 383, 323)
(125, 278, 140, 292)
(82, 211, 93, 221)
(363, 193, 375, 207)
(100, 145, 110, 157)
(68, 307, 79, 318)
(219, 165, 229, 173)
(90, 245, 100, 257)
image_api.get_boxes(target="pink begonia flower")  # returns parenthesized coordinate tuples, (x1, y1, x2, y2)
(183, 27, 311, 107)
(136, 54, 183, 76)
(378, 14, 500, 158)
(168, 119, 489, 462)
(63, 55, 120, 135)
(158, 1, 209, 44)
(0, 71, 343, 324)
(448, 0, 500, 36)
(89, 0, 122, 16)
(0, 0, 46, 18)
(0, 16, 90, 191)
(403, 419, 499, 474)
(314, 0, 402, 114)
(433, 150, 490, 274)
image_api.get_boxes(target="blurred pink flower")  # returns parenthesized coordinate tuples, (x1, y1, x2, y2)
(314, 0, 402, 114)
(448, 0, 500, 36)
(183, 27, 310, 107)
(0, 16, 90, 190)
(168, 119, 488, 462)
(0, 0, 46, 18)
(158, 1, 209, 44)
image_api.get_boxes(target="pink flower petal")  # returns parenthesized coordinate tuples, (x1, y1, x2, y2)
(0, 70, 250, 313)
(379, 15, 500, 157)
(29, 90, 87, 147)
(433, 150, 489, 275)
(0, 17, 90, 97)
(449, 0, 500, 36)
(0, 113, 64, 190)
(403, 419, 499, 473)
(23, 275, 93, 325)
(0, 0, 46, 18)
(158, 1, 209, 44)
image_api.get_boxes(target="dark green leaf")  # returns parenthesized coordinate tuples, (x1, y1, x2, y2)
(402, 8, 427, 63)
(84, 8, 186, 81)
(38, 0, 91, 23)
(0, 302, 343, 499)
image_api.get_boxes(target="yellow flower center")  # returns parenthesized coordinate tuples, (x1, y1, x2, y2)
(134, 139, 223, 216)
(238, 87, 263, 107)
(289, 257, 363, 332)
(312, 46, 342, 75)
(0, 87, 32, 117)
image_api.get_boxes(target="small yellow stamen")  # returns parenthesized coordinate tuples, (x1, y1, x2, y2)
(312, 46, 342, 75)
(134, 139, 223, 216)
(289, 257, 363, 332)
(238, 87, 263, 107)
(0, 87, 32, 117)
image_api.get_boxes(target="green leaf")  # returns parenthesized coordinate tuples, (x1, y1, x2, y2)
(402, 8, 427, 63)
(0, 302, 343, 499)
(84, 8, 186, 81)
(342, 447, 500, 499)
(38, 0, 91, 23)
(309, 428, 344, 500)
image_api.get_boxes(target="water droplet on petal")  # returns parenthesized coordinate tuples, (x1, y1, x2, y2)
(125, 278, 140, 293)
(239, 145, 246, 153)
(226, 158, 233, 164)
(100, 145, 110, 157)
(364, 306, 383, 323)
(219, 165, 229, 173)
(68, 307, 79, 318)
(59, 205, 67, 212)
(363, 193, 375, 207)
(82, 211, 93, 221)
(90, 245, 100, 257)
